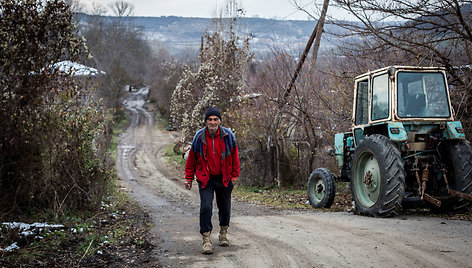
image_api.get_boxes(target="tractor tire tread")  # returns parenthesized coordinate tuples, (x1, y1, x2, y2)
(307, 168, 336, 208)
(444, 140, 472, 212)
(351, 134, 406, 217)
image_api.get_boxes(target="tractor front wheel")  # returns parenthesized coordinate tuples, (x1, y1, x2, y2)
(307, 168, 336, 208)
(351, 135, 406, 217)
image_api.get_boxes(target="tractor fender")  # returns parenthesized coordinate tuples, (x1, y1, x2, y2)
(334, 133, 345, 168)
(334, 132, 354, 169)
(387, 122, 407, 142)
(444, 121, 466, 140)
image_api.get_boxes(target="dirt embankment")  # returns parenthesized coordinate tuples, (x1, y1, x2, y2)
(116, 88, 472, 267)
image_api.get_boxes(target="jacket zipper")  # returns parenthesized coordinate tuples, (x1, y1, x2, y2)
(212, 135, 215, 154)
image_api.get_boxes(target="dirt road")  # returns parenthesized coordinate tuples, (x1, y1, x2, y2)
(116, 89, 472, 267)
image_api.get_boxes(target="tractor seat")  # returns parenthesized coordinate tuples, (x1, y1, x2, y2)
(405, 93, 426, 116)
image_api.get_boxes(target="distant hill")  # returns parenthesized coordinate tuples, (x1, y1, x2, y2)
(75, 3, 470, 58)
(74, 14, 347, 57)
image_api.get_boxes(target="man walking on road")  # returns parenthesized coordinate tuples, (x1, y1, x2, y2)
(184, 107, 240, 254)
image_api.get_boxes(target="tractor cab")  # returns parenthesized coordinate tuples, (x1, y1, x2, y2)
(351, 66, 461, 147)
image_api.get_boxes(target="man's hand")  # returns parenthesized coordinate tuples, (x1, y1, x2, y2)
(185, 180, 192, 190)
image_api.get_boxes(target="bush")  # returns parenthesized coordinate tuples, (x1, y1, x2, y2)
(0, 0, 112, 217)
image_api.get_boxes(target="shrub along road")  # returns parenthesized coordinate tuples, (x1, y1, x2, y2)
(117, 88, 472, 267)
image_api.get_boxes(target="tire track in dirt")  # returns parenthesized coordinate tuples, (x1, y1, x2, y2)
(261, 214, 470, 267)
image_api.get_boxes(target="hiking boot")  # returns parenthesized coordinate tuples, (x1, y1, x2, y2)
(219, 226, 229, 247)
(202, 231, 213, 254)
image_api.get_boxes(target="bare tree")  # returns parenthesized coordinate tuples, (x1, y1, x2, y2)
(266, 0, 330, 187)
(89, 2, 108, 15)
(227, 46, 351, 187)
(108, 0, 135, 17)
(80, 9, 152, 113)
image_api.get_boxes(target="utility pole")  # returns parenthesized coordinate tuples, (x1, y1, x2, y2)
(274, 0, 330, 187)
(311, 0, 329, 66)
(282, 0, 330, 105)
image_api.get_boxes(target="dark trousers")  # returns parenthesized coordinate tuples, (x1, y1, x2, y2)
(198, 175, 233, 234)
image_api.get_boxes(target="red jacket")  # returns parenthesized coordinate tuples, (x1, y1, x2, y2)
(185, 126, 239, 188)
(206, 128, 223, 176)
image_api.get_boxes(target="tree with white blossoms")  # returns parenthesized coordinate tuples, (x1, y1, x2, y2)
(169, 0, 253, 138)
(169, 65, 197, 131)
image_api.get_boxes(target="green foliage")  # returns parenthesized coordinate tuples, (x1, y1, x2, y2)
(163, 144, 187, 167)
(0, 0, 112, 217)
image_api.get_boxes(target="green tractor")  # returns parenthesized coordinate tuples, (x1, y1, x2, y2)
(308, 66, 472, 217)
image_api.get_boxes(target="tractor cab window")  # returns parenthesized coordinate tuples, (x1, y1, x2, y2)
(372, 73, 389, 121)
(397, 72, 450, 118)
(355, 79, 369, 125)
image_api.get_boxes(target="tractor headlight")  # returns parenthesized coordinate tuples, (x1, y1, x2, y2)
(455, 127, 464, 133)
(390, 128, 400, 134)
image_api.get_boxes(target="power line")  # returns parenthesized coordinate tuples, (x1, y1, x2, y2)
(247, 0, 318, 33)
(281, 0, 318, 21)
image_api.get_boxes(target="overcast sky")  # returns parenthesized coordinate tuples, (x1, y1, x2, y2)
(79, 0, 353, 21)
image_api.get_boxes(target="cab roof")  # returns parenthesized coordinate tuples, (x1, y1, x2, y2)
(355, 66, 446, 80)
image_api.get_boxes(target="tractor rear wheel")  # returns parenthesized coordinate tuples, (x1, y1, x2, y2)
(307, 168, 336, 208)
(351, 135, 406, 217)
(443, 140, 472, 212)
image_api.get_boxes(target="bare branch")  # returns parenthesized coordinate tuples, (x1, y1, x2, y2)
(108, 0, 135, 17)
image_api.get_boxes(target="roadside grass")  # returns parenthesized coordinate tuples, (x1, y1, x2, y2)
(109, 113, 130, 159)
(154, 112, 168, 130)
(163, 143, 186, 167)
(1, 180, 155, 266)
(232, 185, 309, 209)
(232, 182, 353, 211)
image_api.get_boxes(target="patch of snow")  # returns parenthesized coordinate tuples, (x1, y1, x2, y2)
(2, 222, 65, 240)
(21, 230, 35, 237)
(101, 201, 111, 207)
(2, 222, 64, 231)
(0, 242, 19, 252)
(52, 61, 106, 77)
(1, 222, 65, 253)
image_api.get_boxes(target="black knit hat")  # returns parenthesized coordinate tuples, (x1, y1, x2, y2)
(204, 107, 221, 121)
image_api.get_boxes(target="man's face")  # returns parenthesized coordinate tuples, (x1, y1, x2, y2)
(206, 115, 220, 133)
